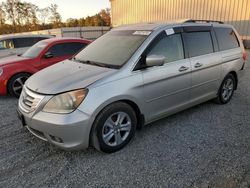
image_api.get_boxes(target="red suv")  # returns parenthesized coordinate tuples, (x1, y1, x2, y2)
(0, 38, 91, 97)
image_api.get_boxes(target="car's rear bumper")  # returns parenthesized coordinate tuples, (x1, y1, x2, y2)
(238, 62, 246, 80)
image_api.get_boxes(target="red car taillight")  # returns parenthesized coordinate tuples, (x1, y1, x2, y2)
(243, 52, 247, 61)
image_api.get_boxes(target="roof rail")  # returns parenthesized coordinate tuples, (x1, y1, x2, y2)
(184, 19, 224, 24)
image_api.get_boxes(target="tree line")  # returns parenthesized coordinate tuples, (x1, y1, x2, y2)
(0, 0, 111, 35)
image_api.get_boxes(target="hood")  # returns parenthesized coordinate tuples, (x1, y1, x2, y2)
(26, 59, 116, 94)
(0, 55, 30, 66)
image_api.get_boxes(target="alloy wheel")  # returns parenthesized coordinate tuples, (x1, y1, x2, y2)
(221, 78, 234, 101)
(102, 112, 132, 147)
(12, 76, 29, 97)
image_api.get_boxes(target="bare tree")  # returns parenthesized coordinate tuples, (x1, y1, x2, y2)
(23, 2, 38, 26)
(2, 0, 18, 27)
(0, 3, 6, 25)
(38, 7, 50, 26)
(49, 4, 62, 28)
(14, 2, 37, 25)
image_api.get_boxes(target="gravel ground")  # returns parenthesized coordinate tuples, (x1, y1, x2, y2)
(0, 51, 250, 188)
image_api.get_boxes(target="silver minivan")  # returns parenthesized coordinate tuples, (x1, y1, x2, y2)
(18, 20, 246, 153)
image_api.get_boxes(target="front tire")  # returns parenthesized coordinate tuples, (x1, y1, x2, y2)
(91, 102, 137, 153)
(8, 73, 30, 98)
(215, 74, 236, 104)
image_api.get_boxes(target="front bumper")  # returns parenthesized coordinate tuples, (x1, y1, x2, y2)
(238, 62, 246, 80)
(18, 107, 93, 151)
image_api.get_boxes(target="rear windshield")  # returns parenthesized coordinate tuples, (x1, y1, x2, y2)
(22, 41, 48, 58)
(214, 28, 240, 51)
(74, 30, 149, 68)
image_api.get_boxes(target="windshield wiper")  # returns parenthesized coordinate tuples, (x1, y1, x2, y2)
(72, 57, 118, 69)
(73, 58, 100, 66)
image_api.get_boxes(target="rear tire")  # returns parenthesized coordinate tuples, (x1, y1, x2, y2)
(91, 102, 137, 153)
(8, 73, 30, 98)
(214, 74, 236, 104)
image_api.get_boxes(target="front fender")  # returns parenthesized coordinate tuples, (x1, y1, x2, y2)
(3, 63, 38, 81)
(93, 95, 143, 118)
(78, 76, 145, 126)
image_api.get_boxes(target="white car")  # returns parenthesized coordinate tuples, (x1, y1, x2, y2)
(0, 34, 53, 59)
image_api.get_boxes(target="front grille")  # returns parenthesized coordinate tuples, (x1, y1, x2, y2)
(19, 86, 45, 113)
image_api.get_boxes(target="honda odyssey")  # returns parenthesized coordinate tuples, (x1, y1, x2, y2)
(17, 19, 246, 153)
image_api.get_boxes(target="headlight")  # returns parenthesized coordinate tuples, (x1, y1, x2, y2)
(43, 89, 88, 114)
(0, 68, 3, 76)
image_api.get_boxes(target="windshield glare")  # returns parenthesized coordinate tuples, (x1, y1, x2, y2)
(22, 41, 48, 58)
(75, 30, 149, 68)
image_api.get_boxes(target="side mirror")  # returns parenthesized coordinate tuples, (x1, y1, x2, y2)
(145, 55, 165, 67)
(44, 52, 53, 59)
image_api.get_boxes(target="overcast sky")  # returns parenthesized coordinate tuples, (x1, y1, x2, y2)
(0, 0, 110, 21)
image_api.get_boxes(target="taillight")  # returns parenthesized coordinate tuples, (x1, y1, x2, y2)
(243, 52, 247, 61)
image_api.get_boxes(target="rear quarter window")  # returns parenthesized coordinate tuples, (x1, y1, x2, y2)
(214, 28, 240, 51)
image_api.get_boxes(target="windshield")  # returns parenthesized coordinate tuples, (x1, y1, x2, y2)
(22, 41, 48, 58)
(74, 30, 149, 68)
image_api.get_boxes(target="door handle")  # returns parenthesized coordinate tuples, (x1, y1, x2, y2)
(179, 66, 189, 72)
(194, 62, 203, 68)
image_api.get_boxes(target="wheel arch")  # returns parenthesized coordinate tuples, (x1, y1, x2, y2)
(92, 98, 145, 130)
(88, 98, 145, 149)
(117, 99, 145, 129)
(228, 71, 238, 90)
(7, 71, 32, 94)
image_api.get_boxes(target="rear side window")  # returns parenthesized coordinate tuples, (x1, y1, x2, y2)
(13, 37, 49, 48)
(214, 28, 239, 51)
(184, 32, 214, 57)
(47, 43, 64, 57)
(63, 42, 87, 55)
(33, 37, 48, 43)
(13, 38, 35, 48)
(47, 42, 87, 57)
(147, 33, 184, 63)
